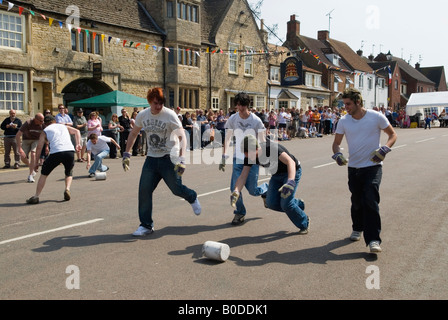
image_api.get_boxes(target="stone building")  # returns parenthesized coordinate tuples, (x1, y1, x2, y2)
(0, 0, 165, 120)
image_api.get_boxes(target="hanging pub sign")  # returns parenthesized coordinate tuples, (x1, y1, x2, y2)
(281, 57, 302, 86)
(93, 62, 102, 80)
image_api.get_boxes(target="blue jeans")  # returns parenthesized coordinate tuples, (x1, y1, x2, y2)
(138, 155, 197, 229)
(230, 158, 268, 216)
(265, 167, 308, 230)
(348, 165, 382, 245)
(89, 150, 109, 174)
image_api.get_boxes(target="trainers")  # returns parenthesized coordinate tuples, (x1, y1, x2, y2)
(88, 173, 95, 178)
(191, 198, 201, 215)
(64, 189, 71, 201)
(231, 213, 245, 225)
(350, 231, 362, 241)
(132, 226, 154, 237)
(32, 170, 37, 177)
(14, 163, 19, 169)
(261, 193, 268, 208)
(3, 164, 10, 169)
(27, 175, 35, 183)
(26, 196, 39, 204)
(369, 241, 382, 253)
(298, 216, 310, 234)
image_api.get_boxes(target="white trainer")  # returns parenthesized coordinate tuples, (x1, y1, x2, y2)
(350, 230, 362, 241)
(369, 241, 382, 253)
(132, 226, 154, 237)
(27, 175, 35, 183)
(191, 198, 201, 215)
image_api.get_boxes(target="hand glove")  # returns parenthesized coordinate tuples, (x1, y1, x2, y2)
(174, 157, 186, 176)
(278, 179, 296, 199)
(122, 152, 131, 172)
(219, 154, 229, 172)
(332, 152, 348, 166)
(230, 191, 240, 207)
(370, 146, 391, 163)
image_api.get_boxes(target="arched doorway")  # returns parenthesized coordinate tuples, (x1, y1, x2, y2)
(62, 78, 113, 107)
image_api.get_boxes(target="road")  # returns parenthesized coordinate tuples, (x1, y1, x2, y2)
(1, 127, 447, 303)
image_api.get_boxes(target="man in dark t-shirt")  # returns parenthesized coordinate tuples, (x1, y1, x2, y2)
(232, 135, 309, 233)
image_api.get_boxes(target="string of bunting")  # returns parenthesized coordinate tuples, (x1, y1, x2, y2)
(2, 0, 391, 79)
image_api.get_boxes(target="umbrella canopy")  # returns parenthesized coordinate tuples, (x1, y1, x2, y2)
(68, 90, 149, 108)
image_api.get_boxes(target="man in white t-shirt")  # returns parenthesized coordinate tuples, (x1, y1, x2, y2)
(86, 133, 120, 178)
(332, 88, 397, 254)
(219, 92, 268, 225)
(26, 115, 81, 204)
(122, 87, 201, 237)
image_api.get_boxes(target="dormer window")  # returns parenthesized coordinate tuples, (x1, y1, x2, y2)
(326, 53, 340, 67)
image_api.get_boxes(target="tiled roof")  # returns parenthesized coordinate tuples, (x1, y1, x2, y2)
(6, 0, 163, 35)
(327, 39, 373, 72)
(418, 66, 445, 88)
(392, 56, 434, 84)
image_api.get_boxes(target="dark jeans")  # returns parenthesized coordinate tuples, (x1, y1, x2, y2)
(348, 165, 382, 245)
(138, 155, 197, 229)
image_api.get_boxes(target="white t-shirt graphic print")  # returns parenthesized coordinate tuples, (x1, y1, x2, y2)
(135, 107, 182, 158)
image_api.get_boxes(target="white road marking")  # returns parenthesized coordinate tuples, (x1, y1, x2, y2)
(416, 137, 436, 143)
(0, 218, 104, 246)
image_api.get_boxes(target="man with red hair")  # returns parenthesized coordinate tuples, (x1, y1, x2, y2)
(123, 88, 201, 236)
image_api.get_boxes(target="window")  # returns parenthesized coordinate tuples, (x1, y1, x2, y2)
(212, 97, 219, 110)
(256, 96, 265, 109)
(177, 2, 199, 23)
(0, 12, 24, 50)
(358, 74, 364, 88)
(71, 29, 101, 55)
(167, 1, 174, 18)
(178, 47, 199, 67)
(305, 73, 313, 86)
(270, 66, 280, 82)
(367, 77, 373, 90)
(244, 48, 254, 76)
(229, 44, 238, 74)
(0, 69, 26, 111)
(378, 78, 385, 89)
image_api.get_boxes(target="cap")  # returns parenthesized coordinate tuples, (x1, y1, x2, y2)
(44, 115, 55, 123)
(77, 108, 83, 112)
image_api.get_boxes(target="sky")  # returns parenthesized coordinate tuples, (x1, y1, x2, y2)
(248, 0, 448, 72)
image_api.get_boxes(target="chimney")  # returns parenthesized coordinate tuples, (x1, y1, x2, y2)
(260, 19, 268, 45)
(356, 49, 363, 57)
(368, 54, 374, 62)
(415, 62, 420, 70)
(287, 14, 300, 41)
(317, 30, 329, 41)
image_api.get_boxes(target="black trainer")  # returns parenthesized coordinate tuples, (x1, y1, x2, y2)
(231, 214, 245, 225)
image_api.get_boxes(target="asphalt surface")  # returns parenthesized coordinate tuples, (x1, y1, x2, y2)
(1, 127, 447, 302)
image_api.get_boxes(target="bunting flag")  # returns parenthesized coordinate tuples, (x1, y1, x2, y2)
(3, 1, 393, 79)
(387, 66, 392, 85)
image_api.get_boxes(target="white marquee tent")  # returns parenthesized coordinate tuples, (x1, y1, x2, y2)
(406, 92, 448, 116)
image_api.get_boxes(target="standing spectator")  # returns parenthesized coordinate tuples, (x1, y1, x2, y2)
(87, 111, 103, 137)
(323, 107, 333, 135)
(118, 109, 131, 157)
(277, 107, 288, 140)
(122, 87, 201, 236)
(130, 111, 141, 156)
(268, 110, 277, 139)
(424, 114, 431, 130)
(331, 88, 397, 253)
(16, 113, 44, 182)
(216, 109, 227, 145)
(196, 109, 208, 148)
(219, 92, 268, 225)
(72, 108, 88, 162)
(1, 109, 22, 169)
(86, 133, 120, 177)
(182, 112, 194, 150)
(25, 115, 81, 204)
(55, 104, 73, 127)
(107, 114, 122, 159)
